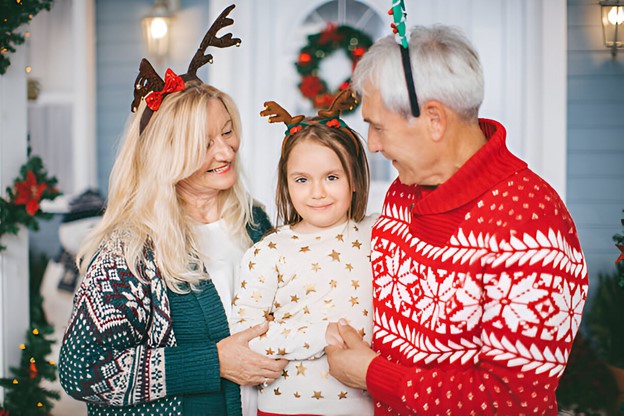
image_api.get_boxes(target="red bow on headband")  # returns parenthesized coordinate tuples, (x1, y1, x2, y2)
(145, 68, 185, 111)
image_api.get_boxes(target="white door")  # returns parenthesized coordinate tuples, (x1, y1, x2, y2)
(208, 0, 567, 217)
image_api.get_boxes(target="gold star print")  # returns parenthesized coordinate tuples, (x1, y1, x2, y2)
(358, 328, 366, 337)
(263, 309, 272, 320)
(303, 342, 310, 349)
(363, 309, 369, 316)
(329, 280, 337, 288)
(254, 247, 261, 256)
(345, 263, 353, 271)
(303, 306, 310, 314)
(268, 242, 277, 249)
(300, 246, 310, 253)
(241, 280, 247, 289)
(280, 328, 291, 336)
(231, 294, 239, 306)
(293, 392, 300, 398)
(351, 279, 360, 289)
(336, 233, 344, 242)
(274, 301, 281, 309)
(291, 235, 299, 240)
(324, 299, 335, 308)
(311, 263, 321, 272)
(277, 273, 284, 283)
(277, 348, 287, 356)
(265, 347, 274, 355)
(252, 290, 262, 301)
(312, 391, 324, 400)
(291, 294, 300, 302)
(350, 296, 359, 306)
(338, 391, 348, 399)
(305, 284, 316, 294)
(273, 388, 281, 395)
(248, 260, 255, 270)
(283, 312, 292, 319)
(259, 275, 266, 284)
(352, 240, 362, 249)
(279, 255, 286, 264)
(329, 250, 341, 262)
(296, 362, 307, 375)
(282, 369, 289, 379)
(321, 371, 330, 379)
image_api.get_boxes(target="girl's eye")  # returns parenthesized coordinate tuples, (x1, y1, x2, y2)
(294, 177, 307, 184)
(327, 175, 339, 181)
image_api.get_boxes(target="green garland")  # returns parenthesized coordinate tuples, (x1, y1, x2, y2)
(0, 0, 54, 75)
(0, 155, 61, 251)
(295, 24, 372, 111)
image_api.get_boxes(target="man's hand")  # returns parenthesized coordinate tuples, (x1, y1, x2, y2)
(325, 319, 377, 390)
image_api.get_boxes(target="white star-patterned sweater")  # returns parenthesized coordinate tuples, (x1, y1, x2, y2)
(367, 119, 588, 415)
(230, 217, 377, 416)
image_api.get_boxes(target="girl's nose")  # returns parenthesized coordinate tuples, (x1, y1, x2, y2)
(311, 181, 326, 199)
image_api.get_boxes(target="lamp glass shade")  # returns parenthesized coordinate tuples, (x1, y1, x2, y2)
(601, 5, 624, 48)
(142, 1, 172, 60)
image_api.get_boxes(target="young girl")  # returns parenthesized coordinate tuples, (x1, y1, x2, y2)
(230, 90, 376, 416)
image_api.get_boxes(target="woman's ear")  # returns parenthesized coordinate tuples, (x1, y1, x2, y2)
(422, 100, 447, 142)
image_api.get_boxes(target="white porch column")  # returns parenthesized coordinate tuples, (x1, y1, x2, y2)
(0, 46, 30, 399)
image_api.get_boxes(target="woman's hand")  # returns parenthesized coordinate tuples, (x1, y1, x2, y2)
(326, 322, 346, 348)
(218, 321, 288, 387)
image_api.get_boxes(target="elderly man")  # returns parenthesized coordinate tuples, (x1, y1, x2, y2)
(326, 25, 588, 415)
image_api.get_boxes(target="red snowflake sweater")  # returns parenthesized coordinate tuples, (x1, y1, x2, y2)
(367, 119, 588, 415)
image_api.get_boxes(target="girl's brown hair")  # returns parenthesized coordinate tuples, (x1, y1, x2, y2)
(275, 121, 370, 226)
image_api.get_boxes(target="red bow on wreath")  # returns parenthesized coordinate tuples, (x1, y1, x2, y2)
(145, 68, 185, 111)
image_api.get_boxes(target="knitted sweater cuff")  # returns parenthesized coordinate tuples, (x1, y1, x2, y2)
(366, 355, 409, 411)
(165, 343, 221, 395)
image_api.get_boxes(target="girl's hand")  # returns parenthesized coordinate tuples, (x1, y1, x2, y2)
(217, 322, 288, 386)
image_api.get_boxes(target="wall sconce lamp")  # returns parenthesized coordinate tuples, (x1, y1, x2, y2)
(600, 0, 624, 58)
(143, 0, 173, 63)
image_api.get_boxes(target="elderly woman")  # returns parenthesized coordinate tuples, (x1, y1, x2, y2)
(58, 7, 286, 415)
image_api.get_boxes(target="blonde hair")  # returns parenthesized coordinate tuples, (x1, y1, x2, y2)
(275, 123, 370, 226)
(77, 82, 253, 293)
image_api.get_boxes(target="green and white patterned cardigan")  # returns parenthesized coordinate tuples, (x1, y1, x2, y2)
(59, 206, 272, 415)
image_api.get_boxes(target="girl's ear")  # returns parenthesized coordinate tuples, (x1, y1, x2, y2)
(422, 100, 447, 142)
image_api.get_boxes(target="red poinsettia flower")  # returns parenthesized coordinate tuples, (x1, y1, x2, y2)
(0, 409, 10, 416)
(300, 75, 324, 98)
(14, 171, 47, 216)
(616, 243, 624, 265)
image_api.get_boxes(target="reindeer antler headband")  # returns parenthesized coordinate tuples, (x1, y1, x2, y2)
(389, 0, 419, 117)
(130, 4, 241, 133)
(260, 89, 360, 154)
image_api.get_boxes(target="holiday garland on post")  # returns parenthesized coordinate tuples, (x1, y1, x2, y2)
(0, 155, 61, 251)
(0, 0, 54, 75)
(295, 23, 372, 111)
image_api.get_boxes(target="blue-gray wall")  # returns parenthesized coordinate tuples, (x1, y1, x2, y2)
(567, 0, 624, 281)
(93, 0, 624, 281)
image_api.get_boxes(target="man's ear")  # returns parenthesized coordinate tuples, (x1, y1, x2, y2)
(422, 101, 447, 142)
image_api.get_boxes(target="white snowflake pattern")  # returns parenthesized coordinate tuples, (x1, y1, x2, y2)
(375, 247, 416, 312)
(546, 279, 586, 341)
(415, 269, 456, 331)
(483, 272, 549, 331)
(448, 274, 483, 333)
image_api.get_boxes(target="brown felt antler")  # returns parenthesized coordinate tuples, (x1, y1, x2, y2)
(131, 59, 165, 113)
(186, 4, 241, 79)
(317, 89, 358, 119)
(260, 101, 305, 125)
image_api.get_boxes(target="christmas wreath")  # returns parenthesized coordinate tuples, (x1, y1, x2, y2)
(295, 23, 372, 111)
(0, 155, 61, 251)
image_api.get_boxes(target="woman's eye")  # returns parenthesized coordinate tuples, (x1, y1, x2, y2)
(223, 130, 233, 137)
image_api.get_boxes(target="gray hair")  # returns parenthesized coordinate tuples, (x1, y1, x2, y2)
(352, 25, 484, 121)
